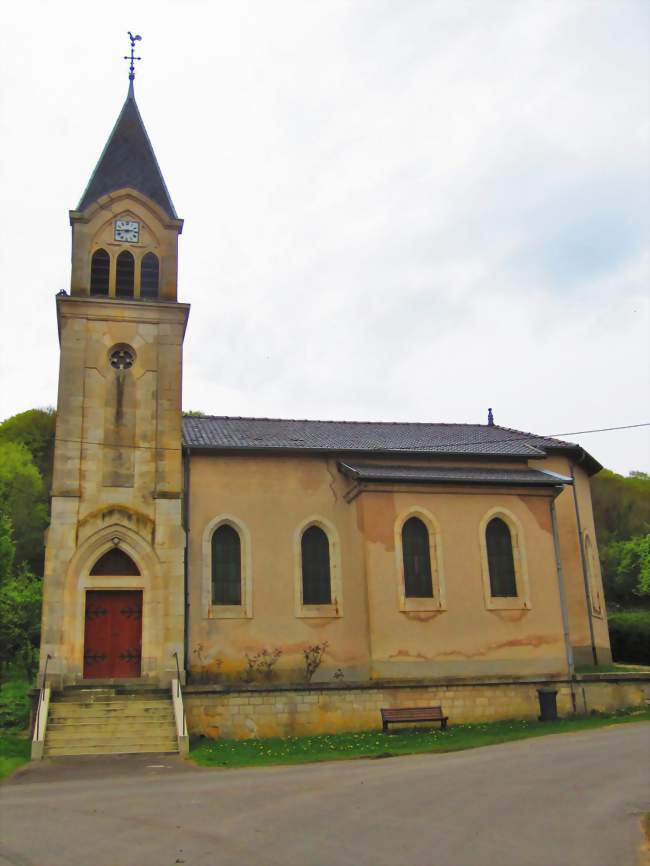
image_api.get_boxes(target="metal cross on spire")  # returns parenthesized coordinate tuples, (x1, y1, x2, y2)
(124, 31, 142, 93)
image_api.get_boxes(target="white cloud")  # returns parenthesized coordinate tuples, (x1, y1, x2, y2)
(1, 0, 648, 473)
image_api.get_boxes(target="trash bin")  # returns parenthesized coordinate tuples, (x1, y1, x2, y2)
(537, 688, 558, 721)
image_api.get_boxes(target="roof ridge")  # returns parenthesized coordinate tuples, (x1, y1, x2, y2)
(185, 414, 496, 430)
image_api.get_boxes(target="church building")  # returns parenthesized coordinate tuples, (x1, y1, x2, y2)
(37, 64, 615, 752)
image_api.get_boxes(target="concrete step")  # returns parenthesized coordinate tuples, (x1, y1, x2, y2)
(46, 725, 176, 740)
(44, 742, 178, 756)
(50, 699, 171, 716)
(57, 693, 169, 703)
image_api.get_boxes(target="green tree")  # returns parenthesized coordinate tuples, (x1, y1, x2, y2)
(0, 408, 56, 494)
(0, 442, 48, 572)
(590, 469, 650, 546)
(0, 516, 42, 682)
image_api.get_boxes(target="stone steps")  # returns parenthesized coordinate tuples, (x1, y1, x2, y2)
(43, 687, 179, 758)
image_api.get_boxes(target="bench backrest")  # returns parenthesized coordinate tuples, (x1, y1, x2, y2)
(381, 706, 445, 721)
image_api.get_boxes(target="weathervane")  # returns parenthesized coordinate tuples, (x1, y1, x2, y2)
(124, 31, 142, 83)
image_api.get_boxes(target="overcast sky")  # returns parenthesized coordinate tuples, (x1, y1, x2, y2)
(1, 1, 648, 474)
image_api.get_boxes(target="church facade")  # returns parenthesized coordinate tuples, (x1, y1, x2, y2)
(40, 81, 612, 710)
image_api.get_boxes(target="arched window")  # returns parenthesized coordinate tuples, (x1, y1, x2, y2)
(301, 525, 331, 605)
(402, 517, 433, 598)
(90, 249, 110, 295)
(211, 524, 242, 605)
(140, 253, 159, 299)
(115, 251, 135, 297)
(486, 517, 517, 597)
(90, 548, 140, 575)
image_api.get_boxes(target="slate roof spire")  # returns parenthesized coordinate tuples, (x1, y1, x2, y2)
(77, 34, 178, 219)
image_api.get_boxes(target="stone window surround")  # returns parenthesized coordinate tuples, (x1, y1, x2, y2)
(394, 506, 446, 613)
(293, 515, 343, 619)
(202, 514, 253, 619)
(478, 507, 531, 611)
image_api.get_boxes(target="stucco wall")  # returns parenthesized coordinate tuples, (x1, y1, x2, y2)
(187, 452, 605, 683)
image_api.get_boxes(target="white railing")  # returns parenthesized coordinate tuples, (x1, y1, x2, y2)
(171, 678, 189, 756)
(31, 654, 53, 760)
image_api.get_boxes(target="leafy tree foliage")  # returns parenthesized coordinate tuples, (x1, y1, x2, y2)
(0, 516, 42, 682)
(0, 408, 56, 494)
(591, 469, 650, 609)
(0, 442, 48, 573)
(590, 469, 650, 546)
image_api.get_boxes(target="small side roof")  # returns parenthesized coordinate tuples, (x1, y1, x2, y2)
(338, 462, 573, 487)
(77, 87, 177, 219)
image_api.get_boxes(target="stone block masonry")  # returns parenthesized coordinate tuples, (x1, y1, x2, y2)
(183, 674, 650, 740)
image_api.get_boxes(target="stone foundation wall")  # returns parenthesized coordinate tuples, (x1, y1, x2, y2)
(184, 675, 650, 740)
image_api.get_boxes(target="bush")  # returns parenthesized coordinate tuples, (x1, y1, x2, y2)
(0, 678, 31, 730)
(608, 610, 650, 665)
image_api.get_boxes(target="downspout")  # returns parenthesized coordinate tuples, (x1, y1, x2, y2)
(570, 465, 598, 665)
(550, 492, 577, 712)
(182, 446, 190, 681)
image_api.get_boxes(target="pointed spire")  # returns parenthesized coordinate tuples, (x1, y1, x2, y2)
(76, 38, 177, 219)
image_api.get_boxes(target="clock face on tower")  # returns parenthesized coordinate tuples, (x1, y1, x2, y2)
(114, 219, 140, 243)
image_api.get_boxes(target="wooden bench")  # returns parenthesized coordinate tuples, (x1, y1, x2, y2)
(381, 706, 448, 733)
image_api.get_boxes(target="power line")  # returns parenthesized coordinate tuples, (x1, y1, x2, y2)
(52, 421, 650, 453)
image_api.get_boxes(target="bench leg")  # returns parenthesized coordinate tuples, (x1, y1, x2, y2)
(382, 720, 388, 733)
(441, 719, 448, 731)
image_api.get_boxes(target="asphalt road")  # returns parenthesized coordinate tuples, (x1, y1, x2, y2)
(1, 724, 649, 866)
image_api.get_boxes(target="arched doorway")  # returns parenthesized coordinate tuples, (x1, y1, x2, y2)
(83, 549, 143, 679)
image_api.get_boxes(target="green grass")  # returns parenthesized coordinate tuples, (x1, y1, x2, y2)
(0, 731, 31, 780)
(575, 663, 650, 674)
(189, 707, 650, 770)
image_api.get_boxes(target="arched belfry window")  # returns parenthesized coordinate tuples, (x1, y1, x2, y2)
(402, 517, 433, 598)
(486, 517, 517, 597)
(140, 253, 159, 299)
(212, 524, 242, 605)
(301, 525, 331, 605)
(90, 548, 140, 575)
(116, 251, 135, 297)
(90, 249, 110, 295)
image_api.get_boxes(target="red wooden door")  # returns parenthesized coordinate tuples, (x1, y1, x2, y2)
(83, 590, 142, 679)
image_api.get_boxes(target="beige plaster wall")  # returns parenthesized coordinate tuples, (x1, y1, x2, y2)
(531, 456, 611, 665)
(187, 453, 593, 684)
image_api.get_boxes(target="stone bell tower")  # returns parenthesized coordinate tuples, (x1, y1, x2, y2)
(40, 55, 189, 685)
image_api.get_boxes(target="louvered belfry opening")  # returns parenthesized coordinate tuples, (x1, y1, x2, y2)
(212, 524, 242, 605)
(90, 249, 110, 295)
(402, 517, 433, 597)
(486, 517, 518, 597)
(115, 251, 135, 297)
(301, 526, 331, 605)
(140, 252, 159, 299)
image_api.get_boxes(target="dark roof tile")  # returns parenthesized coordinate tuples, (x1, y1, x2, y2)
(77, 91, 177, 218)
(182, 415, 599, 470)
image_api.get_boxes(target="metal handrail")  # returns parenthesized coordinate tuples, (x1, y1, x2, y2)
(34, 653, 52, 739)
(171, 650, 187, 737)
(172, 650, 181, 697)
